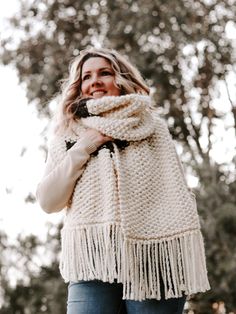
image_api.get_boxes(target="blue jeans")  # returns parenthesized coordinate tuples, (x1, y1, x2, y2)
(67, 280, 186, 314)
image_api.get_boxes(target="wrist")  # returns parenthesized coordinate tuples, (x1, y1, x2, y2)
(85, 142, 98, 154)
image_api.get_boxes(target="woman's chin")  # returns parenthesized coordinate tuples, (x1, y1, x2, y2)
(91, 92, 107, 99)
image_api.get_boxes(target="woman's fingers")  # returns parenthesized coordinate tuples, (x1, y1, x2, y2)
(81, 129, 113, 148)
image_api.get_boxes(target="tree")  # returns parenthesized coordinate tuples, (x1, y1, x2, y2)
(1, 0, 235, 166)
(1, 0, 236, 312)
(0, 224, 67, 314)
(189, 164, 236, 313)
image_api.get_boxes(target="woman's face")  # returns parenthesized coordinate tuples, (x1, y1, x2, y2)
(81, 57, 121, 99)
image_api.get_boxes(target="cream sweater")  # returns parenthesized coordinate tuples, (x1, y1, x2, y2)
(37, 94, 210, 301)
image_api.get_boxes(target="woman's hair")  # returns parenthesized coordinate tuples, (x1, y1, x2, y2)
(54, 47, 150, 134)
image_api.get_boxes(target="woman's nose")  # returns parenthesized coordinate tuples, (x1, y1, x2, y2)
(91, 74, 102, 86)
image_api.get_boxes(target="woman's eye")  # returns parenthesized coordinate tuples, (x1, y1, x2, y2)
(82, 74, 90, 81)
(101, 71, 112, 76)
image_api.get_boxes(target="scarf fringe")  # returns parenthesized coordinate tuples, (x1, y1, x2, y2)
(60, 224, 210, 301)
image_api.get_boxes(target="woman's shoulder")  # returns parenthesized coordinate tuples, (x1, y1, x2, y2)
(47, 121, 86, 154)
(148, 111, 175, 148)
(46, 134, 67, 159)
(150, 110, 169, 131)
(48, 122, 82, 144)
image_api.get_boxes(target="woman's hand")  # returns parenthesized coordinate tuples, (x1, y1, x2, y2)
(79, 129, 112, 154)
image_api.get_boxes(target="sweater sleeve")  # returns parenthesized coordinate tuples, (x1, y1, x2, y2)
(36, 138, 97, 214)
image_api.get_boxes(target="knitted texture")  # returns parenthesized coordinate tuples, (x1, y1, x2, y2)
(49, 94, 210, 300)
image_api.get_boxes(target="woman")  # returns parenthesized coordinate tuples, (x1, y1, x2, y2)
(36, 48, 210, 314)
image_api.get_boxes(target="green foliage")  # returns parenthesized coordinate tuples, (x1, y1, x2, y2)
(191, 164, 236, 313)
(0, 0, 236, 313)
(0, 224, 67, 314)
(1, 0, 235, 164)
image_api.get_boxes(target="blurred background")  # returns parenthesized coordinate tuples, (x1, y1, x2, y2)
(0, 0, 236, 313)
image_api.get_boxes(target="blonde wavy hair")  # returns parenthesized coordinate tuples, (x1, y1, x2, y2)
(54, 47, 150, 134)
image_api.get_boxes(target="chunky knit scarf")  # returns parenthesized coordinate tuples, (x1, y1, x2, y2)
(53, 94, 210, 300)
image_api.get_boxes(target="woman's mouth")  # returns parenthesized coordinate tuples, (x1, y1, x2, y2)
(91, 90, 107, 97)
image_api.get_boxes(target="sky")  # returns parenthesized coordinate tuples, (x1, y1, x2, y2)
(0, 1, 63, 241)
(0, 66, 63, 240)
(0, 1, 235, 241)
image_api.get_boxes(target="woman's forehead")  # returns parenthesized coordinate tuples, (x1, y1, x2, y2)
(82, 57, 111, 73)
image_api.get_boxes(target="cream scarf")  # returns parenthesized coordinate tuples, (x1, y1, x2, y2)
(56, 94, 210, 300)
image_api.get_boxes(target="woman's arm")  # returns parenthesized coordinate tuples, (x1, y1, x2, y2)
(36, 129, 111, 214)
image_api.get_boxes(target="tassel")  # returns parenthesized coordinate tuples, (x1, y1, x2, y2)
(59, 225, 210, 301)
